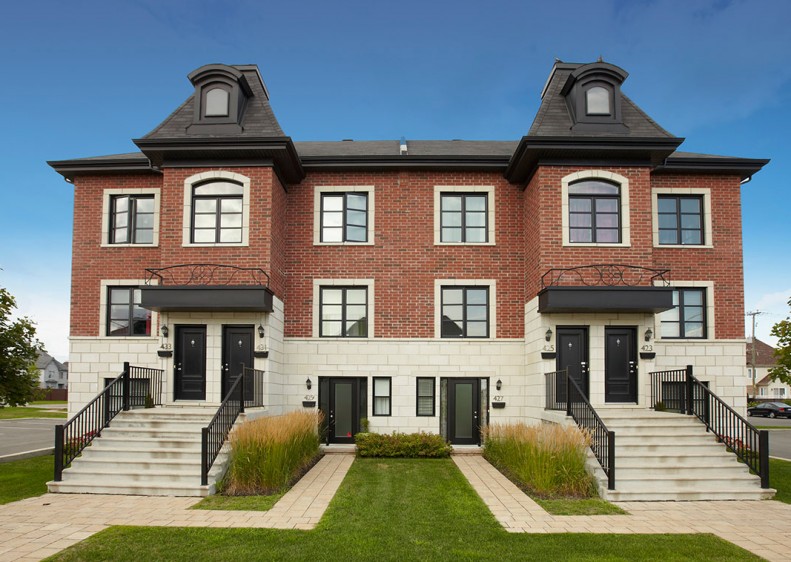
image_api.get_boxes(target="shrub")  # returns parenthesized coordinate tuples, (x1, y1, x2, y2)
(355, 431, 452, 458)
(653, 401, 667, 411)
(221, 410, 322, 495)
(483, 422, 596, 499)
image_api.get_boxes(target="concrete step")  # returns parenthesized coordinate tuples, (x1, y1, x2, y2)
(101, 427, 203, 441)
(70, 457, 200, 473)
(615, 453, 740, 468)
(605, 488, 775, 502)
(61, 468, 201, 485)
(614, 467, 760, 483)
(74, 446, 203, 461)
(91, 436, 202, 450)
(612, 442, 725, 456)
(615, 434, 718, 445)
(47, 479, 211, 497)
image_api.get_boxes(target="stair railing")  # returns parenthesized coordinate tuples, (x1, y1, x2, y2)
(53, 362, 164, 481)
(545, 369, 615, 490)
(200, 366, 265, 486)
(650, 365, 769, 488)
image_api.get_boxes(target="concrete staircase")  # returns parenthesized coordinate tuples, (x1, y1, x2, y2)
(47, 407, 225, 497)
(594, 409, 775, 501)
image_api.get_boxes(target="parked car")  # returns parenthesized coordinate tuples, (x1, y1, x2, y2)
(747, 402, 791, 418)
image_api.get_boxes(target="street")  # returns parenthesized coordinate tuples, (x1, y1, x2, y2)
(0, 418, 60, 459)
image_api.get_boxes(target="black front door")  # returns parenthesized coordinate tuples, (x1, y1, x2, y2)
(556, 327, 589, 400)
(175, 325, 206, 400)
(448, 378, 481, 445)
(221, 325, 254, 400)
(319, 378, 366, 444)
(605, 326, 637, 403)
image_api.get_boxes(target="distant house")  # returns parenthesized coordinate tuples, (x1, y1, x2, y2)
(746, 338, 787, 400)
(35, 352, 68, 389)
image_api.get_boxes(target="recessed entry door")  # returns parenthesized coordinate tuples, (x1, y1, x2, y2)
(174, 325, 206, 401)
(447, 378, 481, 445)
(221, 325, 254, 400)
(556, 327, 589, 400)
(605, 327, 637, 403)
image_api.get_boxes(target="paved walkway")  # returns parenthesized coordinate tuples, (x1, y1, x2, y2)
(453, 455, 791, 561)
(0, 454, 353, 561)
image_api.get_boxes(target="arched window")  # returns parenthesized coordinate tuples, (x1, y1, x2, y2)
(204, 87, 230, 117)
(585, 86, 611, 115)
(191, 181, 243, 243)
(568, 180, 621, 243)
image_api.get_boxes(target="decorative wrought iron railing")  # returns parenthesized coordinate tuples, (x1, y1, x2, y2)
(540, 264, 670, 289)
(650, 366, 769, 488)
(145, 264, 270, 287)
(54, 362, 165, 481)
(545, 369, 615, 490)
(201, 366, 265, 486)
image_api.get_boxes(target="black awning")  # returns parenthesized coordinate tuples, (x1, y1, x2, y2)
(538, 286, 674, 314)
(141, 286, 274, 312)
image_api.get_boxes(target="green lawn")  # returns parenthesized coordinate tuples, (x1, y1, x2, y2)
(50, 458, 758, 561)
(770, 457, 791, 504)
(536, 497, 626, 515)
(0, 455, 52, 505)
(0, 407, 66, 420)
(31, 400, 68, 406)
(192, 492, 284, 511)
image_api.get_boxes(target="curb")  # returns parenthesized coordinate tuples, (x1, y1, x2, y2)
(0, 448, 54, 464)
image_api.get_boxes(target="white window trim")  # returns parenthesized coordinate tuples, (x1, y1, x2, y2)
(182, 171, 251, 247)
(652, 187, 713, 248)
(99, 279, 158, 339)
(101, 188, 160, 247)
(434, 279, 497, 339)
(313, 185, 375, 246)
(654, 280, 715, 341)
(561, 170, 631, 247)
(433, 185, 496, 245)
(312, 278, 375, 338)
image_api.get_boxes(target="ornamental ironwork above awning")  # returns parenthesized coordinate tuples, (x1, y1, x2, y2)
(540, 264, 670, 289)
(145, 264, 270, 287)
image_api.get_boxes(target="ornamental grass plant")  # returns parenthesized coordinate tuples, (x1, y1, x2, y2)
(221, 410, 322, 495)
(483, 422, 596, 498)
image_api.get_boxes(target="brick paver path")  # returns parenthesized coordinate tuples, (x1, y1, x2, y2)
(454, 455, 791, 561)
(0, 454, 353, 561)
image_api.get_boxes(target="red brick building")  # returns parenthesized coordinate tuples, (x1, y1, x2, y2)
(51, 61, 768, 445)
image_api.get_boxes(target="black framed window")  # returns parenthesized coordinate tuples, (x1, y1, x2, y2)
(107, 287, 151, 336)
(440, 193, 487, 242)
(321, 193, 368, 242)
(110, 195, 154, 244)
(373, 377, 391, 416)
(568, 180, 621, 243)
(441, 286, 489, 338)
(658, 195, 704, 245)
(585, 85, 612, 116)
(416, 377, 435, 416)
(192, 181, 243, 244)
(660, 288, 707, 339)
(319, 287, 368, 337)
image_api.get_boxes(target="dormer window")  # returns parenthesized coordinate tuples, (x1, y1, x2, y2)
(204, 87, 230, 117)
(585, 85, 611, 116)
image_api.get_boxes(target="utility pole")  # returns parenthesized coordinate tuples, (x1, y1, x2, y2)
(746, 310, 764, 399)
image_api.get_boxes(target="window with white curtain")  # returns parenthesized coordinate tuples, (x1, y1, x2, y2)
(373, 377, 391, 416)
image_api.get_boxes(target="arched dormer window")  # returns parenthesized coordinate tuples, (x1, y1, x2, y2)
(204, 87, 230, 117)
(561, 62, 628, 132)
(186, 64, 252, 134)
(585, 85, 611, 116)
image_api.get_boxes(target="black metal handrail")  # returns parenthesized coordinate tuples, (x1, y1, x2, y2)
(650, 365, 769, 488)
(545, 369, 615, 490)
(540, 264, 670, 289)
(54, 362, 166, 481)
(201, 366, 265, 486)
(145, 264, 270, 287)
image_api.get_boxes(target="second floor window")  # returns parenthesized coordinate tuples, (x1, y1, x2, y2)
(568, 180, 621, 243)
(440, 193, 488, 243)
(321, 193, 368, 243)
(441, 286, 489, 338)
(658, 195, 704, 245)
(660, 288, 706, 339)
(320, 287, 368, 337)
(110, 195, 154, 244)
(192, 181, 243, 243)
(107, 287, 151, 337)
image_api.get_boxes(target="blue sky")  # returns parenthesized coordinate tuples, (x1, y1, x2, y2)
(1, 0, 790, 360)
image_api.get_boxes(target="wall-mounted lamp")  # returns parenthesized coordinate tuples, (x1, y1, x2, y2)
(306, 377, 312, 391)
(258, 324, 265, 338)
(644, 328, 653, 342)
(545, 327, 553, 342)
(161, 325, 169, 339)
(496, 379, 502, 391)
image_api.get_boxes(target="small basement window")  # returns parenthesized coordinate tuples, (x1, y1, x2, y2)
(204, 87, 230, 117)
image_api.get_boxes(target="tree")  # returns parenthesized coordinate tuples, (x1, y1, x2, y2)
(0, 286, 43, 406)
(769, 297, 791, 387)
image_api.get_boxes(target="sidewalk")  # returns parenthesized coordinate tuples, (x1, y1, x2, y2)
(453, 455, 791, 562)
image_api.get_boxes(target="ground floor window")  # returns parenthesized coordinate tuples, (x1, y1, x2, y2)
(373, 377, 391, 416)
(416, 377, 435, 416)
(107, 287, 150, 336)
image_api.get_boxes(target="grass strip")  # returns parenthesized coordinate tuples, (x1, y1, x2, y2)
(50, 458, 758, 561)
(770, 457, 791, 504)
(0, 407, 66, 420)
(0, 455, 52, 504)
(192, 492, 284, 511)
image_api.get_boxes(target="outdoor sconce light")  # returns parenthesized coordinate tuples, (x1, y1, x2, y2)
(496, 379, 502, 391)
(258, 324, 265, 338)
(644, 328, 653, 342)
(306, 377, 312, 391)
(161, 325, 169, 339)
(545, 327, 553, 342)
